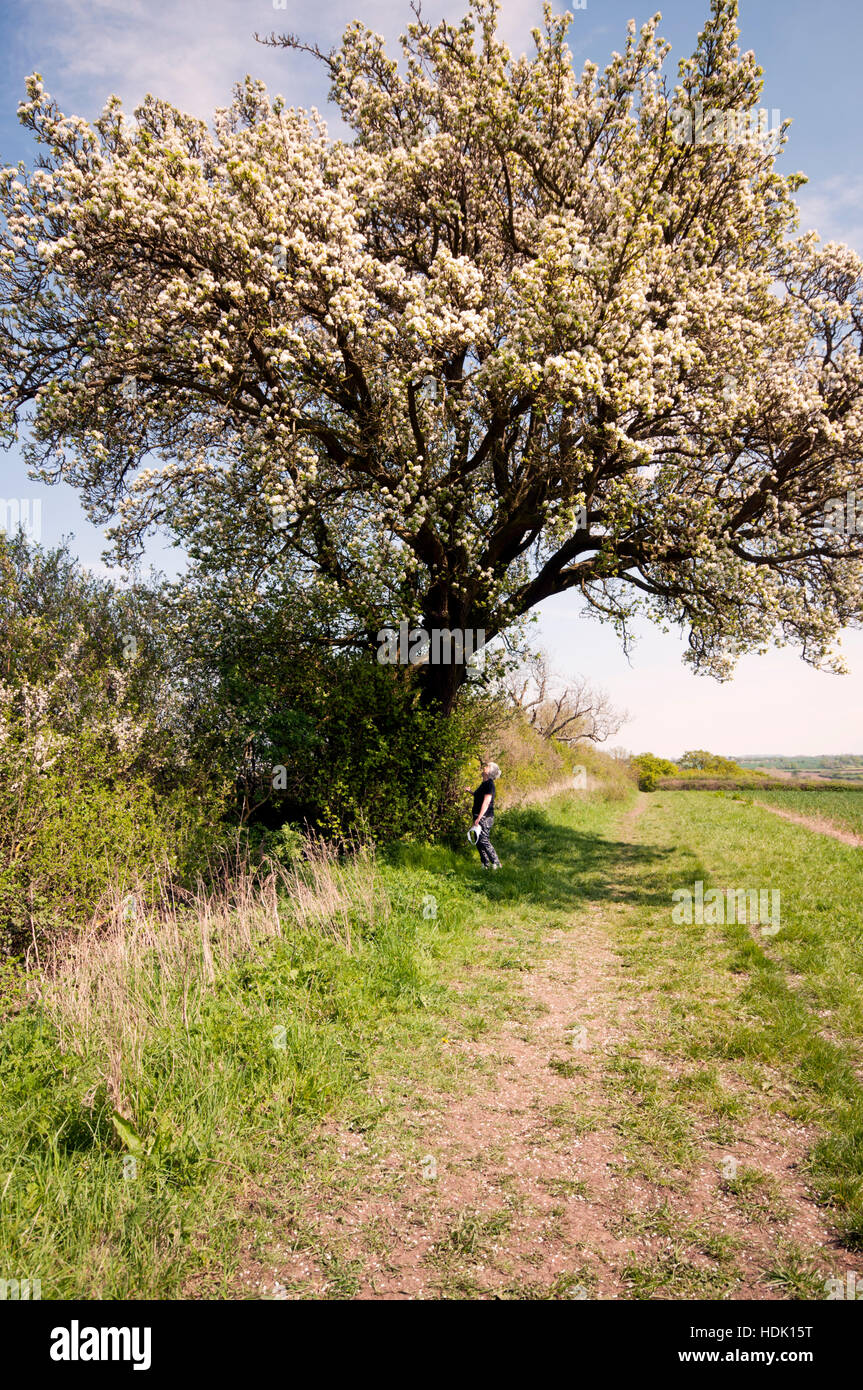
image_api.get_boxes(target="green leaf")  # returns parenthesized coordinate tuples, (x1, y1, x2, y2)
(111, 1110, 145, 1156)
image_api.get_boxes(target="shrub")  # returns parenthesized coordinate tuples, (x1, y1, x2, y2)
(0, 534, 224, 954)
(631, 752, 677, 790)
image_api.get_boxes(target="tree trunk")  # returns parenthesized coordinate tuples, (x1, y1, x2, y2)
(419, 653, 466, 716)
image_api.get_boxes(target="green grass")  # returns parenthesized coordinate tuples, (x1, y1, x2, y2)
(745, 786, 863, 838)
(0, 792, 627, 1299)
(618, 791, 863, 1249)
(763, 1241, 829, 1300)
(721, 1166, 791, 1224)
(3, 783, 863, 1298)
(1, 912, 444, 1296)
(620, 1248, 739, 1300)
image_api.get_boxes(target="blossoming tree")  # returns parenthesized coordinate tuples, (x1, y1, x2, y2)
(2, 0, 862, 711)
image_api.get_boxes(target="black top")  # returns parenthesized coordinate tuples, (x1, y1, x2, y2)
(472, 778, 495, 820)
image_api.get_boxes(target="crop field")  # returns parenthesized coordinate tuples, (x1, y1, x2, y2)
(737, 757, 863, 786)
(745, 786, 863, 839)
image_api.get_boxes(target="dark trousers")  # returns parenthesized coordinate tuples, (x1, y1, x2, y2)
(475, 814, 500, 867)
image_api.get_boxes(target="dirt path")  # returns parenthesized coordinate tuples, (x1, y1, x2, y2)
(755, 802, 863, 848)
(231, 795, 856, 1300)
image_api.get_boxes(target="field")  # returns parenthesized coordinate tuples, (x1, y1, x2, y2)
(4, 782, 863, 1300)
(745, 786, 863, 839)
(737, 756, 863, 786)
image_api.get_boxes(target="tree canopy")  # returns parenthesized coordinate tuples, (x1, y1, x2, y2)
(2, 0, 862, 709)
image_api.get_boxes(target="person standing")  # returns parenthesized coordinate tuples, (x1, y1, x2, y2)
(471, 761, 501, 869)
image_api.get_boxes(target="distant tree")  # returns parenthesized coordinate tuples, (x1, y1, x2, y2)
(678, 748, 740, 774)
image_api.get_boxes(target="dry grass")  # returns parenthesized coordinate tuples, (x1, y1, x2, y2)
(38, 834, 383, 1109)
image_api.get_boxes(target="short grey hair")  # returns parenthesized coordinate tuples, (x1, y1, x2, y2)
(483, 761, 501, 779)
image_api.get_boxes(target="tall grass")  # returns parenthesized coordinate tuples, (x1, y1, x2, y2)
(493, 722, 633, 809)
(0, 833, 430, 1297)
(37, 838, 385, 1109)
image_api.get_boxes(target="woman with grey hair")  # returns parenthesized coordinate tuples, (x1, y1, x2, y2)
(471, 761, 501, 869)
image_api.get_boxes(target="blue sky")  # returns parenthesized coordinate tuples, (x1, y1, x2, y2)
(1, 0, 861, 756)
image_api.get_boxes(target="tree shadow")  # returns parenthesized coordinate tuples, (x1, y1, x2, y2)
(449, 804, 674, 914)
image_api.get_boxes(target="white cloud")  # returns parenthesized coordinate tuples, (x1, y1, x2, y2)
(794, 174, 863, 256)
(15, 0, 300, 119)
(10, 1, 602, 125)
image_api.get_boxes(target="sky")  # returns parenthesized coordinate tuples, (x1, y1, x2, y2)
(0, 0, 861, 757)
